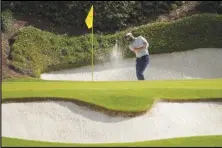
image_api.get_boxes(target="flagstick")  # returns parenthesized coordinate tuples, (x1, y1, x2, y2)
(92, 23, 94, 82)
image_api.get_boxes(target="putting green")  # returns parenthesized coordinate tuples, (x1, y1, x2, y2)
(2, 135, 222, 147)
(2, 78, 222, 112)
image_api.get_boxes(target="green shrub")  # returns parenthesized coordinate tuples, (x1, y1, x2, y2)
(1, 1, 182, 34)
(1, 9, 13, 33)
(10, 14, 222, 77)
(196, 1, 222, 14)
(2, 33, 11, 57)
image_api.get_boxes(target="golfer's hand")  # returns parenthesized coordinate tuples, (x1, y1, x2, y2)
(129, 44, 134, 51)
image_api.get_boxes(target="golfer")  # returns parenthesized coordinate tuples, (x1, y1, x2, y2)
(125, 32, 149, 80)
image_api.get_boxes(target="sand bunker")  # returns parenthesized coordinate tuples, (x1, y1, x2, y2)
(41, 48, 222, 81)
(2, 101, 222, 143)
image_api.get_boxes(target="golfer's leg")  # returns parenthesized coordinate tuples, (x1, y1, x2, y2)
(137, 56, 149, 80)
(136, 59, 145, 80)
(137, 66, 145, 80)
(136, 58, 140, 80)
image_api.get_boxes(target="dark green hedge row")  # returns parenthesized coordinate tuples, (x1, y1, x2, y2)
(2, 1, 182, 34)
(1, 9, 13, 33)
(196, 1, 222, 14)
(10, 14, 222, 77)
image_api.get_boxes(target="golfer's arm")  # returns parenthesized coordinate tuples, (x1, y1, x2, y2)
(134, 42, 147, 51)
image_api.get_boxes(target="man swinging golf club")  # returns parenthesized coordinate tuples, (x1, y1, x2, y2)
(125, 32, 150, 80)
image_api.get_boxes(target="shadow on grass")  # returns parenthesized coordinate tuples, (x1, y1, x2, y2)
(54, 101, 129, 123)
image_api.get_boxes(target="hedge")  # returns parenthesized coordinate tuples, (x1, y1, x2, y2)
(9, 14, 222, 77)
(1, 9, 13, 33)
(196, 1, 222, 14)
(1, 1, 182, 34)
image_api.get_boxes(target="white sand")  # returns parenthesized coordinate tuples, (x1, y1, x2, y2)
(2, 101, 222, 143)
(41, 48, 222, 81)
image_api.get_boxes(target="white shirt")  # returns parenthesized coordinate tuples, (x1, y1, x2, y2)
(129, 36, 149, 58)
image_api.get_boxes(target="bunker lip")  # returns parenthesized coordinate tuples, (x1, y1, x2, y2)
(160, 98, 222, 103)
(2, 97, 222, 117)
(2, 97, 147, 117)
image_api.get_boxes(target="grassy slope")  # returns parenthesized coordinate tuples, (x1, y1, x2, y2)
(2, 135, 222, 147)
(2, 78, 222, 112)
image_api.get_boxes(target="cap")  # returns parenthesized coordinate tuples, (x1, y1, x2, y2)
(125, 32, 133, 37)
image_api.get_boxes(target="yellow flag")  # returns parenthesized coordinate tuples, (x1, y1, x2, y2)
(85, 6, 93, 29)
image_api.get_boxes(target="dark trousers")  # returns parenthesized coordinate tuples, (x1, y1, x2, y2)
(136, 55, 149, 80)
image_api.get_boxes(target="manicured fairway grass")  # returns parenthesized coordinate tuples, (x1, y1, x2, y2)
(2, 78, 222, 112)
(2, 135, 222, 147)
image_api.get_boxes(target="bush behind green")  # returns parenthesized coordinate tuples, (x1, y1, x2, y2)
(1, 1, 182, 34)
(1, 9, 14, 33)
(196, 1, 222, 14)
(10, 14, 222, 77)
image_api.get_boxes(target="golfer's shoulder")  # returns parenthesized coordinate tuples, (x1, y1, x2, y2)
(138, 36, 148, 43)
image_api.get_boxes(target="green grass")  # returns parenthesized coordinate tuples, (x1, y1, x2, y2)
(2, 135, 222, 147)
(2, 78, 222, 112)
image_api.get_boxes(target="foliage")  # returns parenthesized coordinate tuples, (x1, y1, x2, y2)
(196, 1, 222, 14)
(1, 9, 13, 33)
(1, 1, 182, 34)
